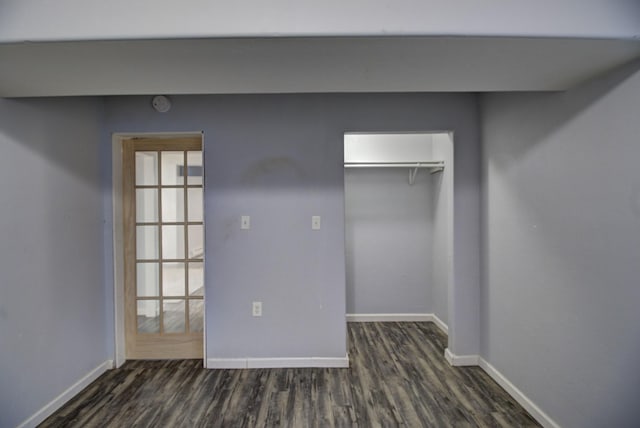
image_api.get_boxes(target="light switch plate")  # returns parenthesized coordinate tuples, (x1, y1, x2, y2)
(252, 301, 262, 317)
(312, 216, 321, 230)
(241, 215, 250, 230)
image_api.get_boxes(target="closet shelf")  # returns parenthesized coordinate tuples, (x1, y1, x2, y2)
(344, 161, 445, 185)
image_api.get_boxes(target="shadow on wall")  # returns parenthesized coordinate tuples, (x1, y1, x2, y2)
(241, 156, 308, 186)
(481, 58, 640, 316)
(481, 58, 640, 428)
(0, 98, 103, 189)
(484, 58, 640, 172)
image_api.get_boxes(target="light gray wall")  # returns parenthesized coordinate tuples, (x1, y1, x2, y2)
(0, 98, 106, 427)
(431, 135, 453, 325)
(481, 60, 640, 428)
(102, 92, 481, 360)
(345, 168, 434, 314)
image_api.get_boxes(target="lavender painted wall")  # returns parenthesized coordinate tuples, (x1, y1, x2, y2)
(0, 98, 106, 427)
(481, 60, 640, 427)
(102, 92, 481, 360)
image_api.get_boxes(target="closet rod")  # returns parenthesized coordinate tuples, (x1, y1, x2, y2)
(344, 161, 445, 185)
(344, 161, 444, 168)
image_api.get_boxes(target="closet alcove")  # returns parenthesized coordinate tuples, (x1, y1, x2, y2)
(344, 132, 453, 331)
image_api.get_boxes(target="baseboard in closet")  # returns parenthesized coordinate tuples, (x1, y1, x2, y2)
(207, 355, 350, 369)
(346, 313, 448, 334)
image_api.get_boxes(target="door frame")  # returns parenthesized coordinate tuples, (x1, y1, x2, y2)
(112, 132, 205, 367)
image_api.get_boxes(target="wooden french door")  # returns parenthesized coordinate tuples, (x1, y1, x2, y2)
(123, 137, 204, 359)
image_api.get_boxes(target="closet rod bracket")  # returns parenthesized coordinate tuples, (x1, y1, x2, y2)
(409, 165, 420, 185)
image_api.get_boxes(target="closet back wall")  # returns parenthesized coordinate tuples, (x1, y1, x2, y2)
(345, 168, 434, 314)
(102, 93, 480, 362)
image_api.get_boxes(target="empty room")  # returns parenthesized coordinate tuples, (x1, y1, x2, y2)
(1, 2, 639, 427)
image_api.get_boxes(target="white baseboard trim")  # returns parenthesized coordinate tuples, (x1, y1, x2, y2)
(206, 358, 248, 369)
(347, 313, 431, 322)
(207, 355, 350, 369)
(443, 352, 559, 428)
(430, 314, 449, 334)
(248, 356, 350, 369)
(17, 360, 113, 428)
(346, 313, 449, 334)
(444, 348, 480, 366)
(479, 358, 560, 428)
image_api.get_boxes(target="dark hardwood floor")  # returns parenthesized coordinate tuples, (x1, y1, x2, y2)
(40, 322, 539, 427)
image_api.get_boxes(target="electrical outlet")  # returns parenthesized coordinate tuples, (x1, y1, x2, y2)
(241, 215, 250, 230)
(252, 301, 262, 317)
(312, 216, 321, 230)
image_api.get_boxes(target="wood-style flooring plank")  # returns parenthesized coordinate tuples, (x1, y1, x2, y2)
(39, 322, 540, 427)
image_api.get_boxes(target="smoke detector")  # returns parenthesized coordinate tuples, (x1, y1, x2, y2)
(151, 95, 171, 113)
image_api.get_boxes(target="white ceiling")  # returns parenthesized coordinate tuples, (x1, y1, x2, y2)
(1, 36, 639, 97)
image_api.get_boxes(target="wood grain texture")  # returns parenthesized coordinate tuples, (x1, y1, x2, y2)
(40, 322, 540, 427)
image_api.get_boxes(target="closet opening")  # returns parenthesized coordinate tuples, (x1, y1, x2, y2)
(344, 132, 454, 347)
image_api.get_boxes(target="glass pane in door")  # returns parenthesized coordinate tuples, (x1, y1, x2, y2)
(163, 299, 186, 333)
(135, 152, 158, 186)
(188, 262, 204, 296)
(188, 225, 204, 260)
(137, 300, 160, 333)
(136, 189, 158, 222)
(162, 225, 185, 259)
(186, 151, 203, 185)
(189, 300, 204, 332)
(136, 226, 159, 259)
(137, 263, 159, 297)
(161, 152, 184, 185)
(162, 188, 185, 222)
(187, 188, 203, 222)
(162, 262, 186, 297)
